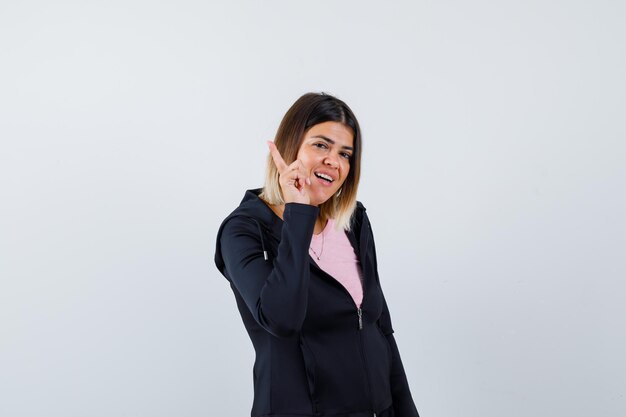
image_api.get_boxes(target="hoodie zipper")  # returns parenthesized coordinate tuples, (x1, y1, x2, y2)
(255, 206, 377, 416)
(309, 260, 366, 331)
(356, 220, 378, 417)
(309, 227, 377, 417)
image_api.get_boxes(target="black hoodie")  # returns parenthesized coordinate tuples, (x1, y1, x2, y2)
(214, 188, 420, 417)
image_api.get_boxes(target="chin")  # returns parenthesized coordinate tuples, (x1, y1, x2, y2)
(316, 195, 335, 206)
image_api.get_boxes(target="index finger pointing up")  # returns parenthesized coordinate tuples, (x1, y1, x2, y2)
(267, 140, 288, 172)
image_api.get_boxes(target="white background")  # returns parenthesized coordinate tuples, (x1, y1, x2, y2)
(1, 1, 625, 416)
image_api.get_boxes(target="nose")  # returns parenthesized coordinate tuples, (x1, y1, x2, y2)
(324, 154, 339, 168)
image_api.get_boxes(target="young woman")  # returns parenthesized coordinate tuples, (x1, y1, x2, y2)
(214, 92, 420, 417)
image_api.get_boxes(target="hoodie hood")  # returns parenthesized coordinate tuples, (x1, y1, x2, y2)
(214, 187, 365, 280)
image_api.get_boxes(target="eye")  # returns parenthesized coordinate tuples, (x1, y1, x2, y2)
(341, 152, 352, 159)
(314, 143, 328, 149)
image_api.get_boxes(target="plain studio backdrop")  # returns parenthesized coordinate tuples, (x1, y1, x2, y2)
(1, 1, 624, 416)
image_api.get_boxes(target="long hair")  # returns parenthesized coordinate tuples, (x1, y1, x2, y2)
(259, 92, 362, 231)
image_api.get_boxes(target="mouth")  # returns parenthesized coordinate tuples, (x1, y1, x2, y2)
(313, 171, 336, 185)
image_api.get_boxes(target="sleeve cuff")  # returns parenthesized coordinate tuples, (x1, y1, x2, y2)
(284, 202, 320, 217)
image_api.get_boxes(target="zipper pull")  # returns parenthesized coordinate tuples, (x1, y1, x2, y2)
(357, 307, 363, 330)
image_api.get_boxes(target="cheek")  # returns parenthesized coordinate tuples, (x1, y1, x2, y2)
(342, 161, 350, 174)
(338, 165, 350, 184)
(295, 152, 311, 167)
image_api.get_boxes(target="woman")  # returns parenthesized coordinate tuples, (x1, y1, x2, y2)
(214, 92, 420, 417)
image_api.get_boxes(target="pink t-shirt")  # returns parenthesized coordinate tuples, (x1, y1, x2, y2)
(309, 218, 364, 308)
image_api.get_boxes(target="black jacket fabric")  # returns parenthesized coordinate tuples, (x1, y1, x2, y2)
(214, 188, 420, 417)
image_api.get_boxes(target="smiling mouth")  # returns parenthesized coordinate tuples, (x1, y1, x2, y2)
(314, 172, 334, 183)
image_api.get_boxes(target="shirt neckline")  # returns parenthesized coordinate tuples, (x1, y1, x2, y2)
(312, 218, 333, 238)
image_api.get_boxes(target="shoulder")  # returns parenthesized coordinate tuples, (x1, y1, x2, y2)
(355, 200, 368, 221)
(217, 213, 265, 245)
(215, 213, 266, 273)
(218, 197, 273, 237)
(355, 200, 372, 225)
(221, 213, 256, 229)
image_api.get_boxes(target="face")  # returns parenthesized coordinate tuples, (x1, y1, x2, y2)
(296, 121, 355, 206)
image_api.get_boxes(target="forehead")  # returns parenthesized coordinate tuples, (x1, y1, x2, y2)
(304, 121, 354, 148)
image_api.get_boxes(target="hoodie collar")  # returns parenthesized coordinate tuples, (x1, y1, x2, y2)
(236, 188, 285, 240)
(235, 187, 364, 236)
(215, 188, 366, 273)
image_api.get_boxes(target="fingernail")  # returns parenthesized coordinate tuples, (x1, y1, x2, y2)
(306, 178, 311, 185)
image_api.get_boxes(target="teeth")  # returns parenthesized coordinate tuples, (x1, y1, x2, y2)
(315, 172, 333, 182)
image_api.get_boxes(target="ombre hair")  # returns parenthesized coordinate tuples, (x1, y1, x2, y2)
(259, 92, 362, 232)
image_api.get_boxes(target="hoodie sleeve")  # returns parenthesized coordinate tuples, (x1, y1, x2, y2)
(368, 215, 421, 417)
(219, 202, 319, 338)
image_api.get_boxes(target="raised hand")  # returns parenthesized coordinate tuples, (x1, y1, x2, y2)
(267, 140, 312, 205)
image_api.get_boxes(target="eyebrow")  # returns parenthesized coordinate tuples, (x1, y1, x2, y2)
(311, 135, 354, 151)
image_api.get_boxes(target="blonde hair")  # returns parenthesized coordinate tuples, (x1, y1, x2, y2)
(259, 92, 362, 232)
